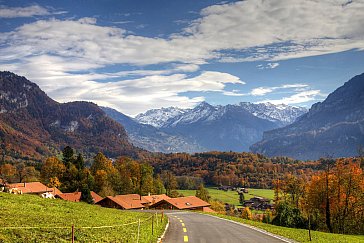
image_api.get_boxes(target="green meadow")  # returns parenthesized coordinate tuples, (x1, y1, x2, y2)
(0, 193, 167, 243)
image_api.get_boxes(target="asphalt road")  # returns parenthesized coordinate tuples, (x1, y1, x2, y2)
(163, 212, 290, 243)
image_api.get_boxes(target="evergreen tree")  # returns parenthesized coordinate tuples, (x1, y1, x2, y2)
(62, 146, 74, 167)
(239, 192, 245, 205)
(75, 153, 85, 170)
(195, 184, 210, 202)
(80, 185, 94, 204)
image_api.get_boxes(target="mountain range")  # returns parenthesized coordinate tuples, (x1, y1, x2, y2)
(0, 71, 139, 161)
(104, 101, 307, 153)
(2, 71, 363, 161)
(251, 73, 364, 160)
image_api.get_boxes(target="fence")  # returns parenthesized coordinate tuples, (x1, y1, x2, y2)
(0, 212, 164, 243)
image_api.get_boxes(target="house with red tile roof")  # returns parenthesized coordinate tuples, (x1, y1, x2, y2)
(149, 196, 211, 211)
(6, 182, 62, 195)
(142, 194, 171, 206)
(56, 191, 103, 203)
(96, 194, 146, 210)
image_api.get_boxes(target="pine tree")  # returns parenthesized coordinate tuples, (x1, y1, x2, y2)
(75, 153, 85, 170)
(80, 185, 94, 204)
(195, 184, 210, 202)
(62, 146, 74, 167)
(239, 192, 245, 205)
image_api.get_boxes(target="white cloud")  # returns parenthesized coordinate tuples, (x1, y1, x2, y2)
(1, 0, 363, 114)
(2, 1, 364, 67)
(257, 62, 280, 69)
(2, 56, 244, 115)
(261, 90, 324, 105)
(251, 87, 275, 96)
(185, 0, 364, 62)
(250, 84, 308, 96)
(267, 63, 279, 69)
(0, 5, 64, 18)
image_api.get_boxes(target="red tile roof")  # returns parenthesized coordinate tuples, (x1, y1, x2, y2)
(97, 194, 146, 210)
(151, 196, 210, 210)
(56, 191, 103, 203)
(165, 196, 210, 209)
(142, 194, 171, 205)
(7, 182, 62, 195)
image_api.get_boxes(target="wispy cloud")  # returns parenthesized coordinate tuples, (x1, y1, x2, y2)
(251, 84, 308, 96)
(1, 54, 243, 115)
(0, 5, 65, 18)
(261, 90, 325, 105)
(1, 0, 363, 113)
(257, 63, 280, 70)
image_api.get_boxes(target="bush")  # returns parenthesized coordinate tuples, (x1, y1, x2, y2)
(210, 200, 225, 214)
(272, 202, 306, 228)
(241, 207, 252, 220)
(263, 209, 273, 223)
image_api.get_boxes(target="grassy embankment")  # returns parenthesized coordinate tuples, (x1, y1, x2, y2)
(178, 187, 274, 205)
(205, 213, 364, 243)
(0, 192, 167, 243)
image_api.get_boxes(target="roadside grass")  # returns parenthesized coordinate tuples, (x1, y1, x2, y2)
(0, 192, 167, 243)
(178, 187, 274, 206)
(205, 213, 364, 243)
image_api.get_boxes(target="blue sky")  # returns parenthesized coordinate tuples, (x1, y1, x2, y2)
(1, 0, 364, 116)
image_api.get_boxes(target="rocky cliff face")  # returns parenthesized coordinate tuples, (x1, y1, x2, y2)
(0, 71, 138, 161)
(251, 73, 364, 160)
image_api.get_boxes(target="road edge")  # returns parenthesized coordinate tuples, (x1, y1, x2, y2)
(157, 218, 169, 243)
(201, 213, 297, 243)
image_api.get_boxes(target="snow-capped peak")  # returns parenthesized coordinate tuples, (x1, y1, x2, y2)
(238, 102, 307, 125)
(135, 102, 307, 128)
(135, 106, 187, 127)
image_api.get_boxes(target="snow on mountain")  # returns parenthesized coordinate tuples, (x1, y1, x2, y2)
(135, 106, 187, 127)
(164, 102, 221, 127)
(139, 102, 307, 128)
(238, 102, 307, 126)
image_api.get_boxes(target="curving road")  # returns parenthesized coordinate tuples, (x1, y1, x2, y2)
(163, 212, 292, 243)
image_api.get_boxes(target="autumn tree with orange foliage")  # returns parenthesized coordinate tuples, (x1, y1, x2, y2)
(305, 158, 364, 234)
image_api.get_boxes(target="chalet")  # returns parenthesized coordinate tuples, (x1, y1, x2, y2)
(6, 182, 62, 195)
(96, 194, 147, 210)
(149, 196, 211, 211)
(243, 196, 273, 210)
(56, 191, 103, 203)
(142, 194, 171, 207)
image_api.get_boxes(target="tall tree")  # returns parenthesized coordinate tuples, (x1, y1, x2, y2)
(195, 184, 210, 202)
(161, 171, 177, 197)
(62, 146, 74, 167)
(75, 153, 85, 171)
(91, 152, 113, 174)
(41, 157, 66, 183)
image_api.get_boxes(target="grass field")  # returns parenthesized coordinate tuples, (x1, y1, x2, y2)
(178, 187, 274, 205)
(205, 213, 364, 243)
(0, 192, 167, 243)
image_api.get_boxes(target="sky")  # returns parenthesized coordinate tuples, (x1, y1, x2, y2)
(1, 0, 364, 116)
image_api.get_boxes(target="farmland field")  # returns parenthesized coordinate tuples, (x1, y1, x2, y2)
(178, 187, 274, 205)
(0, 192, 167, 243)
